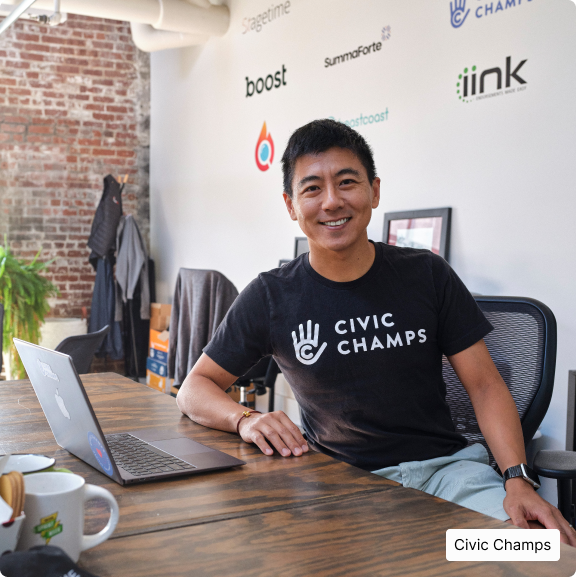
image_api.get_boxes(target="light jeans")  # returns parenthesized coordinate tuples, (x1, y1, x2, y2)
(372, 443, 509, 521)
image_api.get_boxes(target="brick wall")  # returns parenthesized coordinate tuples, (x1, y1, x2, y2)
(0, 14, 150, 321)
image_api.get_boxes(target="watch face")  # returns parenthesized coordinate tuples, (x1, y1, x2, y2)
(520, 463, 541, 489)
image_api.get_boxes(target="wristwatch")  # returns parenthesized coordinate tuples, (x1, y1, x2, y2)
(502, 463, 541, 489)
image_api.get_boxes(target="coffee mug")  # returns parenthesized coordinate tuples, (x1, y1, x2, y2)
(17, 472, 119, 562)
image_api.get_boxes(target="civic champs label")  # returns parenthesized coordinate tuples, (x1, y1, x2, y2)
(446, 529, 560, 561)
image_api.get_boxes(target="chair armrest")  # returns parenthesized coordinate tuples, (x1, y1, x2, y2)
(533, 450, 576, 479)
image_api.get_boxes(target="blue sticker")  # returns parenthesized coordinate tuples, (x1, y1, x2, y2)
(87, 432, 113, 476)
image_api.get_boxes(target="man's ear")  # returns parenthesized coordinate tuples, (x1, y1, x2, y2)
(283, 192, 298, 221)
(371, 177, 381, 209)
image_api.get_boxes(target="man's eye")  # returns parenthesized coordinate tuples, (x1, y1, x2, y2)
(340, 179, 356, 186)
(303, 185, 320, 193)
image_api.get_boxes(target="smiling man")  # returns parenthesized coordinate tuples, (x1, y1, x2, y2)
(177, 119, 576, 544)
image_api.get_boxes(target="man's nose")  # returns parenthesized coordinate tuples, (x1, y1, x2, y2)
(321, 183, 344, 211)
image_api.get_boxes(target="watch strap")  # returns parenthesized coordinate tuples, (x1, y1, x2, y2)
(503, 463, 541, 489)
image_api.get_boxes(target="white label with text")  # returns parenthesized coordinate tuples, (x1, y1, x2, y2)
(446, 529, 560, 561)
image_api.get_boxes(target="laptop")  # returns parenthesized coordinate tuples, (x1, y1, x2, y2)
(14, 339, 245, 485)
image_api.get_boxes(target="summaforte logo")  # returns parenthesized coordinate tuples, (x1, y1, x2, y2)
(255, 123, 274, 172)
(456, 56, 527, 103)
(450, 0, 533, 29)
(324, 40, 383, 69)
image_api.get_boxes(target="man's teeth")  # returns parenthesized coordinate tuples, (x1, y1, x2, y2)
(322, 218, 350, 226)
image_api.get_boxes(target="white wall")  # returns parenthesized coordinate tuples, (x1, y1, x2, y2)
(150, 0, 576, 501)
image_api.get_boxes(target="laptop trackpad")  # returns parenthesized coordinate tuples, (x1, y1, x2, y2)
(151, 437, 214, 456)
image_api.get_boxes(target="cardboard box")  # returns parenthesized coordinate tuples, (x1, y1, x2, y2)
(146, 370, 170, 394)
(149, 328, 169, 353)
(146, 357, 167, 377)
(149, 348, 168, 364)
(150, 303, 172, 332)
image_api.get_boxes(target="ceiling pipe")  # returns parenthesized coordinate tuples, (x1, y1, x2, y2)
(0, 0, 37, 35)
(130, 21, 209, 52)
(0, 0, 229, 37)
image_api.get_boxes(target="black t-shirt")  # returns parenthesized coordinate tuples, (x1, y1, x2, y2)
(204, 242, 493, 470)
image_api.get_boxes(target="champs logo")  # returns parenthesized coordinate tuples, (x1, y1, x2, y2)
(450, 0, 533, 29)
(456, 56, 527, 103)
(255, 122, 274, 172)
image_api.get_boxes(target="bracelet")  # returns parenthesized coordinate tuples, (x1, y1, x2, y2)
(236, 410, 261, 435)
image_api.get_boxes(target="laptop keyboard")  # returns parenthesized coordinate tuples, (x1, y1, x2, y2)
(105, 433, 196, 477)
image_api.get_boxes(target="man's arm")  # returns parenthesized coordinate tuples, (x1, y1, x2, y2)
(448, 340, 576, 545)
(176, 353, 308, 457)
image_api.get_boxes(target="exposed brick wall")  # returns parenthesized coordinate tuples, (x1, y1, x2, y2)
(0, 14, 150, 322)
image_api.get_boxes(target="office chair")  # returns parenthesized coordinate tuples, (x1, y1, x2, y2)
(55, 325, 110, 374)
(443, 296, 576, 525)
(233, 356, 280, 413)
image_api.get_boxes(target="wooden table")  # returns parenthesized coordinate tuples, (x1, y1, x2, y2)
(2, 373, 576, 576)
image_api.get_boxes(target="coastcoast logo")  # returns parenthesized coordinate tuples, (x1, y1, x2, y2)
(450, 0, 533, 28)
(329, 109, 389, 128)
(242, 1, 291, 34)
(255, 123, 274, 171)
(456, 56, 527, 103)
(325, 40, 383, 68)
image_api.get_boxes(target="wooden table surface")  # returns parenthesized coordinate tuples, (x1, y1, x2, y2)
(2, 372, 576, 576)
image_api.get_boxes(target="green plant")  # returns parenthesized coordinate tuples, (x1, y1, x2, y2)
(0, 239, 59, 379)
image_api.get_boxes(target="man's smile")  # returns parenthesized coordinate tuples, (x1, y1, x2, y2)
(319, 217, 351, 227)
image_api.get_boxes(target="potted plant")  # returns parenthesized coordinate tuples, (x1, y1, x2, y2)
(0, 240, 59, 380)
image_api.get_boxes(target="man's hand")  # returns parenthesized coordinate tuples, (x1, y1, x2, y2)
(238, 410, 309, 457)
(504, 478, 576, 546)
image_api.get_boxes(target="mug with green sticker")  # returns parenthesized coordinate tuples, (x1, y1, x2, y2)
(17, 472, 119, 562)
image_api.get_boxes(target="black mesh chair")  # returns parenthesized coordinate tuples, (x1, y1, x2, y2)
(55, 325, 110, 375)
(443, 296, 576, 524)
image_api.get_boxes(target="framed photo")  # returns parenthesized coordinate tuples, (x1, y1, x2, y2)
(294, 237, 309, 258)
(383, 207, 452, 261)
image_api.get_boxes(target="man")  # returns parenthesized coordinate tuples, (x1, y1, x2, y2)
(177, 119, 575, 544)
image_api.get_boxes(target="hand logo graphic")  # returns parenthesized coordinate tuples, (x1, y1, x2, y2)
(292, 320, 327, 365)
(450, 0, 470, 28)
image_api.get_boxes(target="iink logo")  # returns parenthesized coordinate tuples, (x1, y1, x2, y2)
(450, 0, 470, 28)
(255, 122, 274, 172)
(456, 57, 527, 103)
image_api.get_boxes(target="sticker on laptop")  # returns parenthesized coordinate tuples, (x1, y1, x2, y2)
(87, 432, 113, 476)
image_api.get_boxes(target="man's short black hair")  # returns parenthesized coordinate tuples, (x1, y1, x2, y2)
(281, 118, 377, 197)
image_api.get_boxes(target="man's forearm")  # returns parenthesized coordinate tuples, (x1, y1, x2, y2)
(468, 377, 527, 473)
(176, 373, 245, 433)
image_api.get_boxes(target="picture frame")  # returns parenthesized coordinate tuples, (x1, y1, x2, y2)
(294, 236, 309, 258)
(382, 207, 452, 261)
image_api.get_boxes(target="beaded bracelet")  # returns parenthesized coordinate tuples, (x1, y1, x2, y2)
(236, 410, 262, 435)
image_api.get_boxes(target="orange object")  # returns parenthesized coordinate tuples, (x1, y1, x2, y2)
(149, 328, 169, 353)
(146, 370, 170, 394)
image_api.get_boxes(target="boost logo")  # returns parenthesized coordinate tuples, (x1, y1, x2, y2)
(255, 123, 274, 172)
(246, 65, 287, 97)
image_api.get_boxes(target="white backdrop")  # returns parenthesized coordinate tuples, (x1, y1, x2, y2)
(150, 0, 576, 502)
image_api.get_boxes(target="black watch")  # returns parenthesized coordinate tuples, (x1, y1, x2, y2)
(502, 463, 541, 489)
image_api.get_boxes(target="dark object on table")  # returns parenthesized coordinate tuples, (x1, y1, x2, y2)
(0, 545, 100, 577)
(55, 325, 110, 374)
(443, 296, 576, 522)
(168, 269, 238, 387)
(383, 207, 451, 261)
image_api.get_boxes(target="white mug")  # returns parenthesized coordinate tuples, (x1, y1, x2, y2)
(17, 472, 119, 562)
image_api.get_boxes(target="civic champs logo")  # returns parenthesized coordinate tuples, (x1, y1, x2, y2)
(456, 56, 527, 103)
(292, 321, 327, 365)
(255, 122, 274, 171)
(450, 0, 533, 28)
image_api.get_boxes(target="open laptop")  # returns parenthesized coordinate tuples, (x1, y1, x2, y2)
(14, 339, 245, 485)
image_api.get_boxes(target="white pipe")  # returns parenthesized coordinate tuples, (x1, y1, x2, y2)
(0, 0, 37, 35)
(130, 21, 208, 52)
(1, 0, 229, 35)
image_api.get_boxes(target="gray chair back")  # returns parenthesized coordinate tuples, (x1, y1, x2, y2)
(443, 296, 557, 468)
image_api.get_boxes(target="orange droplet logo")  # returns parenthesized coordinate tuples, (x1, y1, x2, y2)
(255, 122, 274, 171)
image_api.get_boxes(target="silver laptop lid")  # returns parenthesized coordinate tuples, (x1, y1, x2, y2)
(13, 338, 123, 483)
